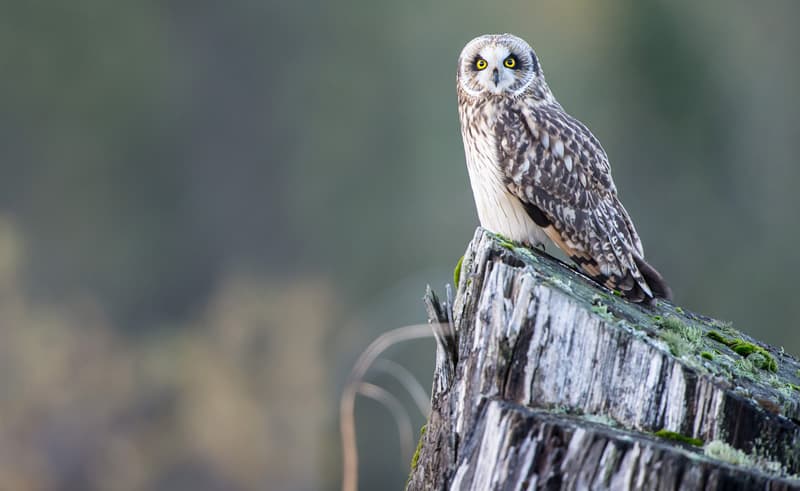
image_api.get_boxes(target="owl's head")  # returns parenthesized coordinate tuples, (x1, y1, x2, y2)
(457, 34, 547, 99)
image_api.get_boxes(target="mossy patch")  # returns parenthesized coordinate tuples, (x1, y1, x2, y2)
(409, 424, 427, 472)
(734, 357, 759, 379)
(492, 232, 516, 251)
(654, 429, 703, 447)
(590, 296, 615, 322)
(700, 351, 714, 361)
(488, 232, 539, 263)
(707, 331, 777, 372)
(658, 316, 701, 342)
(704, 440, 754, 467)
(453, 255, 464, 286)
(703, 440, 791, 477)
(769, 375, 800, 397)
(656, 316, 702, 357)
(499, 240, 516, 250)
(661, 331, 690, 357)
(747, 353, 770, 371)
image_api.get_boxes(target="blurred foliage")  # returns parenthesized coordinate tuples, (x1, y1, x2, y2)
(0, 218, 334, 490)
(1, 0, 799, 489)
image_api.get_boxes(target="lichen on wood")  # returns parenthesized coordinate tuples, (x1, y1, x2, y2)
(407, 228, 800, 490)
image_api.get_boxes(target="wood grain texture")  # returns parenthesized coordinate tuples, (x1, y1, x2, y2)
(408, 228, 800, 490)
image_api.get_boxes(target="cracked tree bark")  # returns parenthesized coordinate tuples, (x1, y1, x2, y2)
(407, 228, 800, 491)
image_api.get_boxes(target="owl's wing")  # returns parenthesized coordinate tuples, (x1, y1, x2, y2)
(497, 102, 670, 302)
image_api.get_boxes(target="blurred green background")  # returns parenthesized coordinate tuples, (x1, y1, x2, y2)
(2, 0, 799, 489)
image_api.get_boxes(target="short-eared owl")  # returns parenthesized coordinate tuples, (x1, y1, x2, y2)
(457, 33, 671, 303)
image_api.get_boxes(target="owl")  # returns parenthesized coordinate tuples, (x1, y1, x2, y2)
(457, 33, 671, 303)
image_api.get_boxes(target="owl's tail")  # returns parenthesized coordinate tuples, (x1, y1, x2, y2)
(535, 215, 672, 304)
(632, 255, 673, 302)
(571, 251, 672, 305)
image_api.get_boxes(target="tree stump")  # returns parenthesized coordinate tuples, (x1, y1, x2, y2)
(407, 228, 800, 490)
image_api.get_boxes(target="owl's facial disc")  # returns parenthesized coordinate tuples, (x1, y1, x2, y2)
(458, 34, 540, 98)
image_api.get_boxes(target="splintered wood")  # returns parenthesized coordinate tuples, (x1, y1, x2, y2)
(408, 228, 800, 491)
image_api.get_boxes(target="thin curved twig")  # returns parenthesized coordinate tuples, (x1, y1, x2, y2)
(371, 358, 431, 417)
(340, 324, 436, 491)
(357, 382, 414, 464)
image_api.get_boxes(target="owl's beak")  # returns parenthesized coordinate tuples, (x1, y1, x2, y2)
(492, 68, 500, 86)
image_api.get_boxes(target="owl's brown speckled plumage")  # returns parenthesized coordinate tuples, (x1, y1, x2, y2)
(457, 33, 671, 303)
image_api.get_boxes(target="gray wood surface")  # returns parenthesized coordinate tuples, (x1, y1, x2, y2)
(408, 228, 800, 490)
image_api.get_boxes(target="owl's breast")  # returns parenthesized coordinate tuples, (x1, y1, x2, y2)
(459, 99, 548, 247)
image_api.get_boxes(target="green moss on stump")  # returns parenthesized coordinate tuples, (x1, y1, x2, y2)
(703, 440, 792, 477)
(656, 316, 702, 358)
(454, 255, 464, 286)
(487, 232, 539, 263)
(707, 331, 778, 372)
(409, 424, 427, 472)
(590, 296, 615, 322)
(654, 429, 703, 447)
(493, 233, 516, 251)
(704, 440, 755, 468)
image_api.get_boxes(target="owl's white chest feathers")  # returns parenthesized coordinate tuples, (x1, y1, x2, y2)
(460, 101, 549, 247)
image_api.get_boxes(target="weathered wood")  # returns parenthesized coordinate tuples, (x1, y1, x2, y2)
(408, 228, 800, 490)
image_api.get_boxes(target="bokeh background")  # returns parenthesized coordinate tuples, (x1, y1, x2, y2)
(2, 1, 800, 489)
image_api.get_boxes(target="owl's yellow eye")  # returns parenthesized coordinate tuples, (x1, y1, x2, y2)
(504, 56, 517, 69)
(475, 58, 488, 70)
